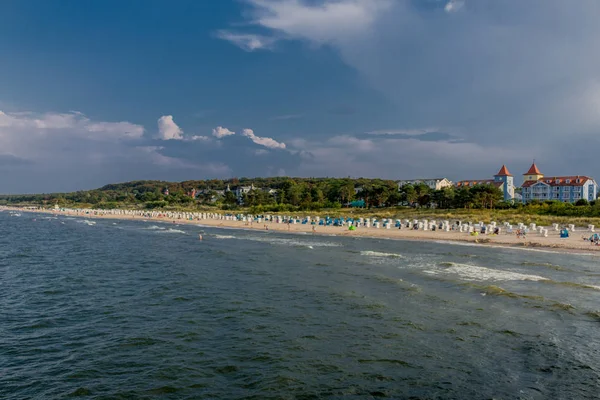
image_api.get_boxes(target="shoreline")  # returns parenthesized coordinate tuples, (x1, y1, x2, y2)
(4, 206, 600, 255)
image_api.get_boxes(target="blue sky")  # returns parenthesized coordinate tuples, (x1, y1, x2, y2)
(2, 0, 600, 193)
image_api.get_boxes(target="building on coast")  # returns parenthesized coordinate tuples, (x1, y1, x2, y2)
(454, 165, 515, 201)
(520, 162, 598, 203)
(397, 178, 453, 191)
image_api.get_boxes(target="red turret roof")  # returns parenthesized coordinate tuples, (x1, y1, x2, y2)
(495, 165, 512, 176)
(525, 163, 542, 175)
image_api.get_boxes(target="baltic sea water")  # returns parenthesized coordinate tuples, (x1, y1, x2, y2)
(2, 211, 600, 399)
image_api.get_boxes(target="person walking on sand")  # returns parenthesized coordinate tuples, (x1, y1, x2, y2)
(312, 226, 316, 234)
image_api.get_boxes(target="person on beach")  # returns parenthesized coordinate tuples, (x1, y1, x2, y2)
(312, 226, 316, 234)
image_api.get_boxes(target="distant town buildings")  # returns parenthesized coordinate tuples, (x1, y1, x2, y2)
(167, 161, 598, 207)
(520, 162, 597, 203)
(397, 178, 453, 191)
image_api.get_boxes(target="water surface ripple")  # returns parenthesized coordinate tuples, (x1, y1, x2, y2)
(2, 212, 600, 399)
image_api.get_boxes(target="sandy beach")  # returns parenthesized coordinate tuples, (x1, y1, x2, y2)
(5, 206, 600, 254)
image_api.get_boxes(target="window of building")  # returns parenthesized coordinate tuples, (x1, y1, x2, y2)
(546, 180, 551, 183)
(555, 179, 560, 183)
(565, 179, 571, 183)
(576, 178, 581, 183)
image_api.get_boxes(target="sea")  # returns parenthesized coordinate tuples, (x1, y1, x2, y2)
(2, 210, 600, 399)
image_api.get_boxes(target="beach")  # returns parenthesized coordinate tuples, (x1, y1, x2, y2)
(5, 206, 600, 253)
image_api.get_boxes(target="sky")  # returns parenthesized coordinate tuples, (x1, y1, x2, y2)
(2, 0, 600, 193)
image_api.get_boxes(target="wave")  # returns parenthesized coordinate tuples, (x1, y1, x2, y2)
(240, 236, 341, 248)
(144, 225, 166, 230)
(214, 234, 236, 239)
(520, 261, 571, 272)
(426, 262, 548, 282)
(585, 311, 600, 320)
(541, 280, 600, 291)
(466, 284, 545, 300)
(360, 251, 403, 258)
(75, 219, 96, 226)
(155, 229, 186, 234)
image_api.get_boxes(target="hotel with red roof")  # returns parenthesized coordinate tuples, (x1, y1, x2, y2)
(520, 162, 597, 203)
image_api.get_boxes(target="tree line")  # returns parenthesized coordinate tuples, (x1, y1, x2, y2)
(1, 176, 598, 215)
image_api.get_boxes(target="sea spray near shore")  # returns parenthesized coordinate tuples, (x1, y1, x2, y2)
(426, 262, 549, 282)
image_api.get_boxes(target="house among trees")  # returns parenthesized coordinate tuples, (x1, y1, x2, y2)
(520, 162, 598, 204)
(455, 165, 515, 201)
(397, 178, 453, 191)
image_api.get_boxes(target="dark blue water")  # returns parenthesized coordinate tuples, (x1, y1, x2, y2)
(2, 211, 600, 399)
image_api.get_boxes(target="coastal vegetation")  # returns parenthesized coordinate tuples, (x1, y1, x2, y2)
(2, 177, 600, 225)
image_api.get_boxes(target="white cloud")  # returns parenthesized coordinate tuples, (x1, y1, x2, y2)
(0, 110, 144, 140)
(246, 0, 392, 46)
(215, 31, 278, 51)
(189, 135, 211, 141)
(157, 115, 183, 140)
(212, 126, 236, 138)
(242, 128, 287, 149)
(0, 109, 231, 192)
(444, 0, 464, 13)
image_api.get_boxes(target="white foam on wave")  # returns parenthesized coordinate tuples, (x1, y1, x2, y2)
(153, 228, 185, 234)
(144, 225, 166, 230)
(425, 262, 548, 282)
(75, 219, 96, 226)
(214, 234, 236, 239)
(155, 228, 186, 234)
(247, 236, 341, 248)
(360, 250, 404, 258)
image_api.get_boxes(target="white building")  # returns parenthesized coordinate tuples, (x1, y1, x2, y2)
(397, 178, 453, 191)
(520, 163, 598, 203)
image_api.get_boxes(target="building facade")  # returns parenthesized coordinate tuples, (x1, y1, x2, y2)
(397, 178, 453, 191)
(455, 165, 515, 201)
(520, 163, 597, 203)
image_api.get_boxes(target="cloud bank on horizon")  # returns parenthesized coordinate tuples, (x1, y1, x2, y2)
(2, 0, 600, 193)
